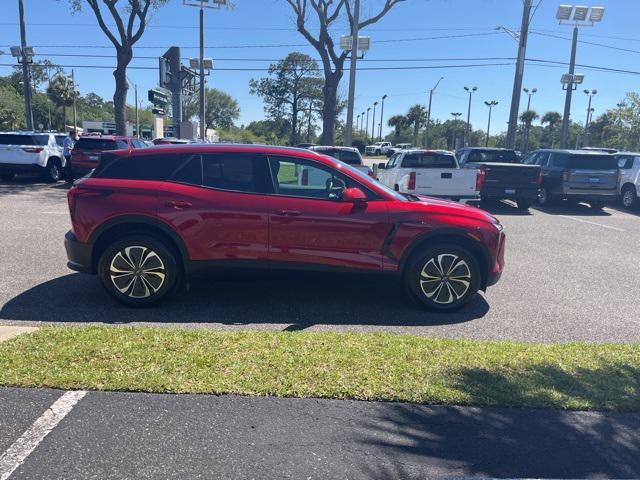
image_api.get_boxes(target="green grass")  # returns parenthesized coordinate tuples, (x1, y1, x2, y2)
(1, 327, 639, 411)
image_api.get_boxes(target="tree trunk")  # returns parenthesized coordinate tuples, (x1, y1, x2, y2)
(320, 72, 341, 145)
(291, 105, 298, 146)
(413, 124, 419, 146)
(113, 50, 132, 136)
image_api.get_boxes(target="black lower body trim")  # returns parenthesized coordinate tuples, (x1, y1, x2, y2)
(65, 230, 93, 273)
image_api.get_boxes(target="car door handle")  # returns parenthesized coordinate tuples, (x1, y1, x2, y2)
(275, 209, 302, 217)
(165, 200, 192, 210)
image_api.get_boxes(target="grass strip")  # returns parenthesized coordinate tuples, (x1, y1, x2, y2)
(0, 326, 639, 411)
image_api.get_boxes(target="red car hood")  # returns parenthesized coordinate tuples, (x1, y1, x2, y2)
(410, 195, 499, 224)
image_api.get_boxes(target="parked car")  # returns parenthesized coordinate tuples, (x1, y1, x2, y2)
(615, 152, 640, 209)
(523, 149, 619, 209)
(65, 144, 505, 311)
(152, 138, 192, 145)
(377, 149, 479, 202)
(365, 141, 392, 156)
(0, 132, 65, 181)
(457, 147, 541, 211)
(386, 143, 413, 157)
(71, 135, 146, 177)
(309, 145, 373, 177)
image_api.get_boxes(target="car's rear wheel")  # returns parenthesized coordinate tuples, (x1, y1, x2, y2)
(405, 244, 481, 311)
(621, 185, 638, 209)
(43, 158, 61, 182)
(537, 186, 555, 206)
(98, 235, 180, 307)
(0, 173, 15, 182)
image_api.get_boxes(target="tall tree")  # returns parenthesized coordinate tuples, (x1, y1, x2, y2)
(519, 110, 539, 153)
(183, 88, 241, 132)
(541, 111, 562, 148)
(47, 73, 77, 130)
(387, 114, 406, 143)
(284, 0, 406, 145)
(250, 52, 323, 145)
(406, 104, 427, 146)
(61, 0, 169, 135)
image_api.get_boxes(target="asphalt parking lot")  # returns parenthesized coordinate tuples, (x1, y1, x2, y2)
(1, 177, 639, 343)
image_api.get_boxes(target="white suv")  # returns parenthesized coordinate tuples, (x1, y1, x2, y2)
(0, 132, 65, 182)
(616, 153, 640, 209)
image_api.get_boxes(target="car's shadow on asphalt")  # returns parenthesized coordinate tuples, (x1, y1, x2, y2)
(479, 200, 533, 216)
(0, 177, 72, 197)
(0, 272, 489, 329)
(532, 201, 612, 216)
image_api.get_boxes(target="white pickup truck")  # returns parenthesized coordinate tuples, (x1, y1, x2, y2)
(365, 142, 392, 156)
(616, 152, 640, 209)
(377, 149, 479, 202)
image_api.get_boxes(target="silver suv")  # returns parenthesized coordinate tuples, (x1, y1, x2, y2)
(0, 132, 65, 182)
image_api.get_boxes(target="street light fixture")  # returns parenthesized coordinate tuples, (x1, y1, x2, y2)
(484, 100, 498, 147)
(582, 88, 597, 147)
(463, 86, 478, 147)
(522, 87, 537, 111)
(556, 4, 605, 148)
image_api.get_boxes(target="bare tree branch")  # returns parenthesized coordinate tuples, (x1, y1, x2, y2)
(86, 0, 121, 48)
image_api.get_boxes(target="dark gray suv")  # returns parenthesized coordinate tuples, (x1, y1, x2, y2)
(522, 149, 618, 209)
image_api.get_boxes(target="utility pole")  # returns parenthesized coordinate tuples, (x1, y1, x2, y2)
(134, 84, 139, 138)
(371, 101, 378, 141)
(365, 107, 370, 144)
(506, 0, 532, 149)
(199, 6, 206, 141)
(18, 0, 34, 130)
(560, 26, 579, 148)
(484, 100, 498, 147)
(464, 86, 477, 147)
(361, 112, 365, 136)
(424, 77, 443, 148)
(344, 0, 360, 147)
(71, 69, 77, 130)
(378, 94, 387, 141)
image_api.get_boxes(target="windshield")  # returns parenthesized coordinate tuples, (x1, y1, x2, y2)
(401, 153, 456, 168)
(0, 134, 48, 146)
(338, 161, 407, 201)
(75, 138, 127, 151)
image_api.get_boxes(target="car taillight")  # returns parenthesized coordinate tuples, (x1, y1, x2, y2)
(537, 168, 543, 186)
(408, 172, 416, 190)
(22, 147, 43, 153)
(301, 168, 309, 185)
(476, 166, 486, 191)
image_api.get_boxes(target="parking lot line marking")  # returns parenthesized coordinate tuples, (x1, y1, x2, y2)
(0, 390, 86, 480)
(557, 214, 625, 232)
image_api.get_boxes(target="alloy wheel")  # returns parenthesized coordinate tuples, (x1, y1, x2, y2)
(109, 246, 166, 298)
(419, 253, 472, 305)
(622, 189, 635, 208)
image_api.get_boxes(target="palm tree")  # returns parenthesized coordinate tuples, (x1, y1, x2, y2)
(387, 115, 407, 143)
(541, 111, 562, 148)
(47, 73, 76, 130)
(519, 110, 539, 153)
(406, 105, 427, 146)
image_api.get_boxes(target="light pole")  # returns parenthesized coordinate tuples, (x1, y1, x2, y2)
(557, 5, 605, 148)
(484, 101, 498, 147)
(378, 94, 387, 141)
(523, 87, 537, 111)
(582, 89, 597, 147)
(343, 0, 360, 147)
(15, 0, 34, 131)
(451, 112, 462, 150)
(371, 101, 378, 142)
(365, 107, 371, 144)
(361, 111, 365, 136)
(463, 86, 478, 146)
(356, 113, 360, 137)
(425, 77, 443, 148)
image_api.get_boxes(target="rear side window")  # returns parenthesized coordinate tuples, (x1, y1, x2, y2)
(0, 134, 47, 146)
(337, 150, 361, 165)
(75, 138, 126, 151)
(616, 155, 635, 169)
(401, 153, 456, 168)
(568, 154, 618, 170)
(202, 153, 270, 193)
(95, 153, 191, 181)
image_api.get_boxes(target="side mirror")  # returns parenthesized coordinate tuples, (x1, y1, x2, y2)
(342, 187, 367, 206)
(377, 162, 386, 170)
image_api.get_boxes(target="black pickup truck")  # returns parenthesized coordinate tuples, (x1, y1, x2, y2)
(456, 147, 541, 210)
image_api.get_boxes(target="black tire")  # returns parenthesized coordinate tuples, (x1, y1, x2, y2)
(0, 173, 15, 182)
(43, 158, 61, 182)
(537, 186, 555, 206)
(404, 244, 481, 311)
(589, 201, 605, 210)
(515, 197, 532, 211)
(98, 235, 180, 307)
(621, 185, 638, 209)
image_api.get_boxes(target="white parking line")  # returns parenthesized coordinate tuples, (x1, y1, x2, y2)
(556, 214, 625, 232)
(0, 390, 86, 480)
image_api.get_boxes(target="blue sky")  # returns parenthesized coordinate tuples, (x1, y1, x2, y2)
(1, 0, 639, 136)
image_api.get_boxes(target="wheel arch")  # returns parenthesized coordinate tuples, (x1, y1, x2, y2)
(399, 229, 491, 290)
(89, 215, 189, 274)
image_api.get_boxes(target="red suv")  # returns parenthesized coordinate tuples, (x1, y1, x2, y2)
(71, 135, 146, 177)
(65, 145, 505, 311)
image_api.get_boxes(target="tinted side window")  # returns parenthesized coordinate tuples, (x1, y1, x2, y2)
(536, 152, 550, 167)
(338, 150, 362, 165)
(202, 153, 270, 193)
(75, 138, 118, 150)
(616, 155, 634, 169)
(171, 155, 202, 185)
(522, 152, 537, 165)
(549, 153, 569, 168)
(96, 153, 189, 180)
(568, 154, 617, 170)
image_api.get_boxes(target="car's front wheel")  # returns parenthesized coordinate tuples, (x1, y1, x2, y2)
(98, 235, 180, 307)
(43, 158, 61, 182)
(405, 244, 481, 311)
(537, 186, 555, 206)
(621, 185, 638, 209)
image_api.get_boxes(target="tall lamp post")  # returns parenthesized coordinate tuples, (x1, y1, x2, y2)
(378, 94, 387, 141)
(451, 112, 462, 150)
(356, 113, 360, 138)
(361, 112, 365, 136)
(484, 101, 498, 147)
(582, 89, 597, 147)
(463, 86, 477, 146)
(556, 5, 605, 148)
(371, 101, 378, 142)
(523, 87, 537, 111)
(425, 77, 443, 148)
(365, 107, 371, 144)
